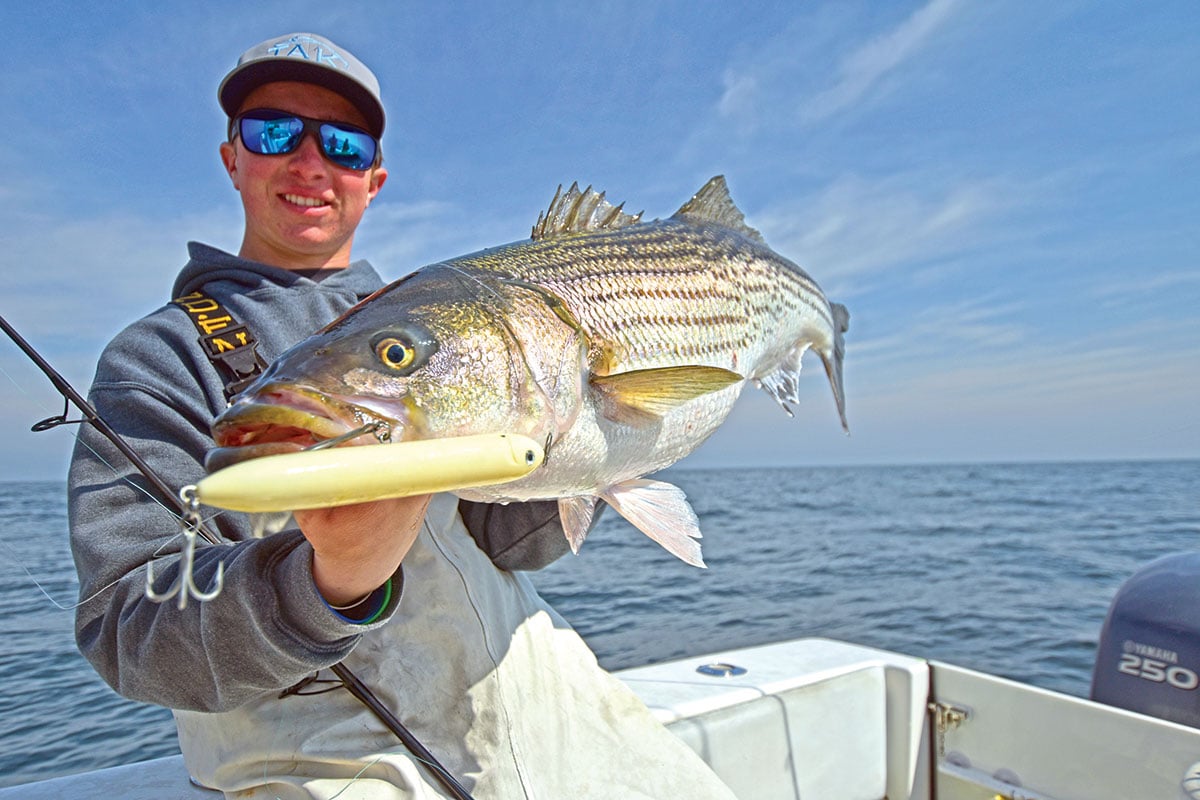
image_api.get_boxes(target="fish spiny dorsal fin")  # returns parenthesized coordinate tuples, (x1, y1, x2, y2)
(672, 175, 765, 243)
(531, 182, 643, 240)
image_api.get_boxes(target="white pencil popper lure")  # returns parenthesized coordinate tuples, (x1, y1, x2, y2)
(194, 433, 544, 513)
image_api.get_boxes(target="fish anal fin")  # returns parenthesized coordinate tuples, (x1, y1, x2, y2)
(558, 495, 599, 554)
(600, 479, 706, 568)
(531, 183, 643, 240)
(671, 176, 765, 243)
(591, 365, 743, 427)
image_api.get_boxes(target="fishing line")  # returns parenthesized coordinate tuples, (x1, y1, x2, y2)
(325, 758, 387, 800)
(0, 535, 87, 612)
(0, 350, 232, 612)
(0, 533, 182, 614)
(0, 353, 192, 525)
(0, 315, 221, 546)
(441, 263, 508, 305)
(2, 315, 479, 800)
(0, 358, 184, 609)
(267, 673, 464, 797)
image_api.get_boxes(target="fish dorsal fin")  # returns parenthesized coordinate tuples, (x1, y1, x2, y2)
(531, 182, 643, 240)
(672, 175, 765, 243)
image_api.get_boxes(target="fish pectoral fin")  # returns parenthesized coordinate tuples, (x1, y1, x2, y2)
(591, 366, 744, 427)
(558, 495, 600, 554)
(600, 479, 706, 568)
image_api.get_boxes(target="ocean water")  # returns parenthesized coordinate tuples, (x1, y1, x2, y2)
(1, 459, 1197, 787)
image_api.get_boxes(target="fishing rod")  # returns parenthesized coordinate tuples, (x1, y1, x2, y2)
(0, 314, 220, 545)
(0, 313, 477, 800)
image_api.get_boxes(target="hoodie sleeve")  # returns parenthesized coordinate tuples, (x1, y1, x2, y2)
(69, 322, 399, 712)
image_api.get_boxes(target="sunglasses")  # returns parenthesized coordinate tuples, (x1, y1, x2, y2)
(231, 109, 379, 171)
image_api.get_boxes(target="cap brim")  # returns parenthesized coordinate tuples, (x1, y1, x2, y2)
(219, 60, 385, 138)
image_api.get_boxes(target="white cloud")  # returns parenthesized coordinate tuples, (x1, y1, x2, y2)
(356, 194, 556, 281)
(355, 199, 502, 280)
(718, 71, 759, 119)
(852, 295, 1031, 369)
(687, 311, 1200, 468)
(715, 70, 764, 139)
(1088, 269, 1200, 301)
(0, 201, 245, 484)
(752, 171, 1028, 295)
(865, 306, 1200, 420)
(1, 204, 242, 348)
(705, 0, 962, 140)
(801, 0, 961, 124)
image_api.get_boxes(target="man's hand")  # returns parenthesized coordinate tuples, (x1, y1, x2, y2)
(295, 494, 432, 607)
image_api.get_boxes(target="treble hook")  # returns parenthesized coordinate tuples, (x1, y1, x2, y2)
(145, 486, 225, 609)
(142, 422, 384, 607)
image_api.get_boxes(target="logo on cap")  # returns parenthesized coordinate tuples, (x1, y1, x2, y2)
(267, 35, 349, 71)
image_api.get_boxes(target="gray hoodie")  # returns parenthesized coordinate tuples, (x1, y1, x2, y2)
(69, 242, 566, 712)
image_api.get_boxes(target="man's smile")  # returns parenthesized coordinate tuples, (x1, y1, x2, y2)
(283, 193, 330, 208)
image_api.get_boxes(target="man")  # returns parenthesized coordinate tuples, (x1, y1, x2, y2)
(69, 32, 735, 799)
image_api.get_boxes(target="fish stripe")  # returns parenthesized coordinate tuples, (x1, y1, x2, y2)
(428, 210, 836, 380)
(452, 218, 838, 378)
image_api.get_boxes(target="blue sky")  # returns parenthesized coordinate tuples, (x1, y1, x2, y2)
(1, 1, 1197, 481)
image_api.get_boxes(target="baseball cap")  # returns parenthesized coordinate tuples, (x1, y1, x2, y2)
(218, 33, 385, 137)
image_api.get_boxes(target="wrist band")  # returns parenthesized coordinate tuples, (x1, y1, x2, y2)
(327, 591, 375, 611)
(357, 579, 393, 625)
(324, 579, 392, 624)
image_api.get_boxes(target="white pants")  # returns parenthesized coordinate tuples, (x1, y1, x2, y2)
(176, 495, 736, 799)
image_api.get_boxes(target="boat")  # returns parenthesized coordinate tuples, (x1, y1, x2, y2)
(5, 631, 1200, 799)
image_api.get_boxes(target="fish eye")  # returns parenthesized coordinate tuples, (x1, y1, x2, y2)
(376, 337, 416, 370)
(369, 327, 437, 375)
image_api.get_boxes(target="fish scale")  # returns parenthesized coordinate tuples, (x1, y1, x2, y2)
(210, 176, 848, 567)
(464, 223, 817, 375)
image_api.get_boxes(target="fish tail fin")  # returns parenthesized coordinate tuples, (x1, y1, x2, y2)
(821, 302, 850, 432)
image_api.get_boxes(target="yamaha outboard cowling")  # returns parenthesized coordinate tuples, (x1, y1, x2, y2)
(1092, 553, 1200, 727)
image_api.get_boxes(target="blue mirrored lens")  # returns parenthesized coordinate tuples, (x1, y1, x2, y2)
(236, 112, 377, 171)
(319, 124, 376, 170)
(241, 117, 304, 155)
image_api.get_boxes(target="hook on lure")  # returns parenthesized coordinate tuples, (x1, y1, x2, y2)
(144, 486, 224, 609)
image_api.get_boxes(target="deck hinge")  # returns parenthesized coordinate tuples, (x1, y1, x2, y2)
(928, 700, 972, 757)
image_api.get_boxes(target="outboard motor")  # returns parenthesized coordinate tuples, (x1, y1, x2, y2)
(1092, 552, 1200, 727)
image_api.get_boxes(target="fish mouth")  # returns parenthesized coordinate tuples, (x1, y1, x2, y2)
(206, 384, 394, 473)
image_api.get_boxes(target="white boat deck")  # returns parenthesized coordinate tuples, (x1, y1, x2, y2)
(5, 637, 1200, 799)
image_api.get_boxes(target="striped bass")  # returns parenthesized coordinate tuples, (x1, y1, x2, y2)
(210, 176, 849, 566)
